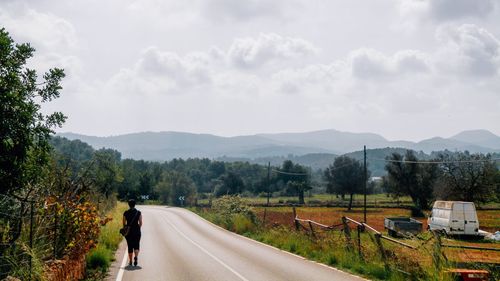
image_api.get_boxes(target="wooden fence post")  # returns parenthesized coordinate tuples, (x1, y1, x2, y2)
(292, 207, 299, 231)
(308, 221, 316, 238)
(374, 233, 389, 271)
(357, 225, 362, 258)
(342, 217, 353, 250)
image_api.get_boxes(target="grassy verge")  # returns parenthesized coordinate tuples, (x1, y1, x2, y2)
(193, 196, 459, 281)
(84, 202, 128, 280)
(195, 208, 406, 281)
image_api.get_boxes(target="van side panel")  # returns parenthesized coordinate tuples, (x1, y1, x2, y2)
(464, 203, 479, 234)
(451, 203, 465, 233)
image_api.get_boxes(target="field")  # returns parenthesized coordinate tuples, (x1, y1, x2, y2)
(255, 206, 500, 265)
(255, 206, 500, 233)
(196, 195, 500, 281)
(198, 193, 500, 209)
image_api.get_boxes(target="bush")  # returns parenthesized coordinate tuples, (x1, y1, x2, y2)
(232, 214, 256, 234)
(212, 195, 255, 221)
(86, 246, 111, 272)
(211, 195, 257, 231)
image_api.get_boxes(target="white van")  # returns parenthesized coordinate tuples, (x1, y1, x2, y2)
(427, 201, 480, 236)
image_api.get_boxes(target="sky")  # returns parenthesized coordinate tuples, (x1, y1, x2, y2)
(1, 0, 500, 141)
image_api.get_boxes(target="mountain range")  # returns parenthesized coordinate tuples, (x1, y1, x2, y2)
(58, 129, 500, 162)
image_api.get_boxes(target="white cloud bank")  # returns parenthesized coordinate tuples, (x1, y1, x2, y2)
(2, 0, 499, 140)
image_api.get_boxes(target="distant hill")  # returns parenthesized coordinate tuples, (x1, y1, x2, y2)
(218, 153, 338, 171)
(343, 148, 431, 177)
(450, 130, 500, 150)
(59, 132, 333, 161)
(59, 129, 500, 163)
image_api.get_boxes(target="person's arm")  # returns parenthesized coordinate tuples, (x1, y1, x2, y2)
(138, 214, 143, 228)
(123, 215, 127, 227)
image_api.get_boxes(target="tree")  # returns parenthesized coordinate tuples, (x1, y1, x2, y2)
(92, 148, 122, 199)
(215, 172, 245, 197)
(156, 172, 197, 206)
(385, 150, 439, 212)
(277, 160, 310, 204)
(324, 156, 369, 210)
(0, 28, 66, 195)
(438, 152, 497, 203)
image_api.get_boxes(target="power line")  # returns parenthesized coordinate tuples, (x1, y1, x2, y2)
(271, 169, 308, 176)
(369, 157, 500, 164)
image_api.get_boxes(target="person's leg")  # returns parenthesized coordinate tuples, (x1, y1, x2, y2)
(126, 237, 133, 265)
(128, 252, 133, 265)
(133, 235, 140, 266)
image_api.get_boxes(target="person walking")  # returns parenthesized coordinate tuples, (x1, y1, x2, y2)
(123, 199, 142, 266)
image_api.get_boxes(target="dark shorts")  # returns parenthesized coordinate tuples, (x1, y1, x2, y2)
(126, 233, 141, 253)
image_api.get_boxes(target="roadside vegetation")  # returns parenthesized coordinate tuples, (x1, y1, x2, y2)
(0, 28, 124, 280)
(85, 202, 128, 280)
(195, 196, 499, 281)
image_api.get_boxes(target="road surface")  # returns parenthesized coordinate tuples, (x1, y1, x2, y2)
(109, 206, 366, 281)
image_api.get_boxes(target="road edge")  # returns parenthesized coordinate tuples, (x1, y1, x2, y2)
(159, 206, 371, 281)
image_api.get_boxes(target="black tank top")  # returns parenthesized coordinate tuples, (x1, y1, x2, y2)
(124, 208, 141, 235)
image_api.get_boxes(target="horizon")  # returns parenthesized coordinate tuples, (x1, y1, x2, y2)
(58, 127, 500, 143)
(2, 0, 500, 142)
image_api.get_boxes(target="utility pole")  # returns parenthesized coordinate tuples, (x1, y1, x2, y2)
(267, 162, 271, 206)
(364, 145, 367, 223)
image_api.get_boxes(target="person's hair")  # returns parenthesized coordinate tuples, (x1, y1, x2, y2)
(128, 199, 136, 208)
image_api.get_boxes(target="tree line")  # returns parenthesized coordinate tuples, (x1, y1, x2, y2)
(51, 136, 500, 214)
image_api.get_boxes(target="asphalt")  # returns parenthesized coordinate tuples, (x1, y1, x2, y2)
(107, 206, 367, 281)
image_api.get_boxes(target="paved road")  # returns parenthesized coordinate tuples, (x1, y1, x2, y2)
(111, 206, 366, 281)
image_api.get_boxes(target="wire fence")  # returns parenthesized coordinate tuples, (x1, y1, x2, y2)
(0, 193, 77, 280)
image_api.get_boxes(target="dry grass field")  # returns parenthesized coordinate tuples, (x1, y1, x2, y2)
(255, 206, 500, 264)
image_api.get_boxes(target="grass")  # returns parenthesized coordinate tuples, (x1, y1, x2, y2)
(195, 203, 499, 281)
(196, 208, 404, 280)
(255, 206, 500, 234)
(198, 193, 500, 209)
(85, 201, 128, 280)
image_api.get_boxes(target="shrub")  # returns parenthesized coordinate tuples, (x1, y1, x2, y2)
(232, 214, 256, 234)
(210, 195, 258, 233)
(86, 246, 111, 272)
(212, 195, 256, 222)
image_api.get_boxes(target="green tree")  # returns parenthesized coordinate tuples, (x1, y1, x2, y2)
(0, 28, 66, 195)
(157, 172, 197, 206)
(215, 172, 245, 197)
(385, 150, 439, 212)
(92, 148, 122, 199)
(277, 160, 310, 204)
(438, 152, 498, 203)
(324, 156, 369, 210)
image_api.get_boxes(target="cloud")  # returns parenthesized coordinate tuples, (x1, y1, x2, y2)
(427, 0, 495, 20)
(400, 0, 496, 21)
(398, 0, 497, 31)
(350, 49, 429, 79)
(0, 2, 84, 88)
(0, 3, 78, 52)
(435, 24, 500, 77)
(227, 33, 318, 68)
(200, 0, 297, 22)
(268, 24, 499, 122)
(105, 33, 317, 95)
(106, 46, 215, 96)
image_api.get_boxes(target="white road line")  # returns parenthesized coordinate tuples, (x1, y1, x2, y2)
(170, 207, 369, 281)
(115, 249, 128, 281)
(162, 214, 250, 281)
